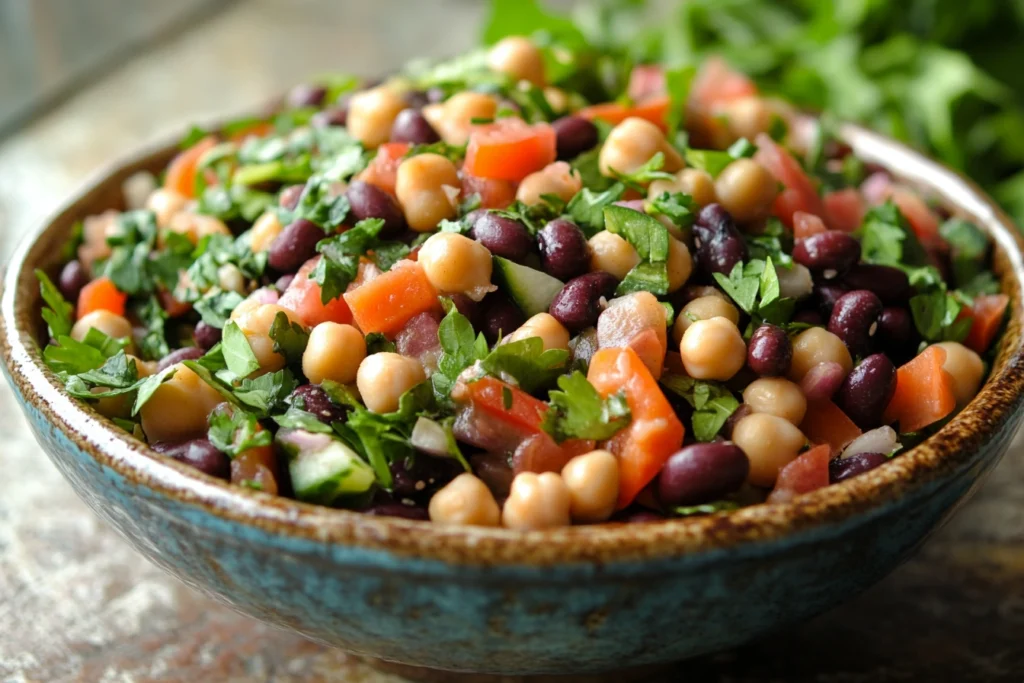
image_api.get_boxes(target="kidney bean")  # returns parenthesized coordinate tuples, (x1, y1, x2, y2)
(347, 180, 406, 234)
(365, 502, 429, 520)
(835, 353, 896, 429)
(877, 307, 916, 360)
(448, 293, 479, 324)
(747, 324, 792, 377)
(152, 438, 230, 479)
(286, 83, 327, 109)
(471, 213, 533, 262)
(815, 283, 848, 318)
(279, 184, 305, 210)
(829, 452, 887, 483)
(537, 219, 589, 280)
(479, 292, 525, 344)
(155, 346, 205, 372)
(841, 264, 911, 304)
(193, 321, 222, 350)
(799, 361, 847, 401)
(792, 309, 824, 326)
(288, 384, 348, 424)
(694, 204, 748, 276)
(656, 442, 749, 506)
(391, 456, 462, 503)
(828, 290, 883, 356)
(549, 271, 619, 332)
(58, 260, 89, 302)
(310, 106, 348, 128)
(390, 108, 441, 144)
(793, 231, 861, 278)
(267, 218, 323, 273)
(552, 115, 599, 160)
(696, 203, 733, 233)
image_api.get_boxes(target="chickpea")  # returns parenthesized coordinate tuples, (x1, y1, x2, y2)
(723, 96, 774, 141)
(71, 309, 134, 344)
(506, 312, 570, 352)
(145, 188, 189, 228)
(666, 238, 693, 293)
(487, 36, 546, 87)
(649, 169, 717, 208)
(236, 303, 304, 374)
(714, 158, 778, 222)
(249, 211, 284, 253)
(346, 85, 408, 148)
(395, 153, 461, 231)
(743, 377, 807, 425)
(588, 231, 640, 280)
(561, 450, 619, 523)
(679, 317, 746, 381)
(788, 328, 853, 383)
(502, 471, 572, 530)
(417, 232, 494, 301)
(672, 295, 739, 343)
(516, 161, 582, 206)
(934, 342, 984, 408)
(217, 264, 246, 294)
(428, 473, 501, 526)
(302, 323, 367, 385)
(423, 92, 499, 146)
(356, 352, 427, 413)
(161, 212, 231, 247)
(140, 364, 225, 443)
(599, 117, 684, 178)
(733, 413, 807, 487)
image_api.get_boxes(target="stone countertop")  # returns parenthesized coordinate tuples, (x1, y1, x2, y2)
(1, 2, 1023, 681)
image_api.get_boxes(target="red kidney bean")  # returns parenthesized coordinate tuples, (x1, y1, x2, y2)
(310, 107, 348, 128)
(835, 353, 896, 429)
(279, 184, 305, 210)
(549, 271, 619, 332)
(552, 115, 599, 160)
(286, 83, 327, 109)
(747, 324, 793, 376)
(448, 293, 479, 324)
(152, 438, 230, 479)
(656, 442, 749, 506)
(800, 361, 847, 400)
(793, 231, 861, 278)
(472, 452, 515, 501)
(471, 213, 534, 262)
(793, 309, 824, 326)
(537, 219, 589, 280)
(841, 264, 911, 304)
(288, 384, 348, 424)
(58, 260, 89, 303)
(268, 218, 323, 273)
(877, 306, 916, 360)
(347, 180, 406, 234)
(156, 346, 205, 372)
(815, 283, 848, 317)
(390, 108, 441, 144)
(365, 502, 429, 520)
(193, 321, 222, 350)
(694, 204, 748, 276)
(829, 452, 887, 483)
(391, 456, 462, 503)
(479, 292, 525, 344)
(828, 289, 883, 356)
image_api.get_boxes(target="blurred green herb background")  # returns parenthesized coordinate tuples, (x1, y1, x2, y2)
(482, 0, 1024, 225)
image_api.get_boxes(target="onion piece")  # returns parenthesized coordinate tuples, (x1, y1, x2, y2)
(410, 417, 450, 457)
(841, 426, 900, 460)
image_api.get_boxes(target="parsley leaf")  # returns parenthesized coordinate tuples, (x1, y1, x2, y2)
(312, 218, 386, 303)
(541, 371, 631, 443)
(609, 152, 675, 190)
(660, 374, 740, 443)
(234, 369, 298, 416)
(939, 218, 990, 289)
(268, 312, 309, 365)
(910, 291, 971, 343)
(565, 184, 625, 236)
(135, 296, 170, 361)
(291, 176, 350, 230)
(744, 218, 793, 267)
(273, 405, 335, 433)
(664, 65, 697, 139)
(647, 191, 696, 230)
(44, 330, 127, 376)
(193, 288, 245, 329)
(131, 365, 178, 415)
(713, 262, 761, 314)
(36, 269, 73, 338)
(365, 332, 397, 354)
(208, 406, 272, 458)
(603, 204, 671, 295)
(432, 304, 489, 400)
(479, 337, 569, 394)
(856, 202, 929, 268)
(221, 321, 260, 378)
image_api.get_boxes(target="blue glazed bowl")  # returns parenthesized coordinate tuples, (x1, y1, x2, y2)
(3, 124, 1023, 679)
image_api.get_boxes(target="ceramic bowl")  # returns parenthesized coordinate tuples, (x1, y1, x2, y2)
(2, 124, 1023, 679)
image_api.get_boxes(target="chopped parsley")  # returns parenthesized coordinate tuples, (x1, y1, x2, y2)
(541, 371, 631, 443)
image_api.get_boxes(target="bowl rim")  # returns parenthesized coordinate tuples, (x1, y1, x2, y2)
(3, 121, 1024, 567)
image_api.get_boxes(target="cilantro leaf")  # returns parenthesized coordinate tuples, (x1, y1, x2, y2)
(44, 329, 127, 376)
(292, 176, 350, 230)
(365, 333, 397, 354)
(208, 406, 272, 458)
(312, 218, 386, 303)
(75, 351, 138, 389)
(540, 371, 631, 443)
(609, 152, 675, 190)
(221, 321, 260, 378)
(744, 218, 793, 267)
(856, 202, 929, 268)
(647, 191, 696, 230)
(234, 369, 298, 416)
(268, 312, 309, 365)
(713, 262, 761, 314)
(939, 218, 990, 289)
(565, 184, 625, 236)
(194, 288, 245, 329)
(433, 304, 489, 400)
(910, 291, 971, 343)
(603, 204, 671, 295)
(479, 337, 569, 394)
(273, 405, 335, 434)
(36, 269, 73, 338)
(135, 296, 170, 361)
(131, 365, 178, 415)
(661, 374, 740, 442)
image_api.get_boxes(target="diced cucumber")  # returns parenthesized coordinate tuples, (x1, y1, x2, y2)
(492, 256, 564, 317)
(288, 438, 376, 505)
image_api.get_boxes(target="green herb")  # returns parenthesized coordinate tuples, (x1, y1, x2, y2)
(365, 333, 397, 355)
(646, 191, 696, 230)
(291, 176, 350, 230)
(479, 337, 569, 394)
(405, 141, 467, 163)
(193, 289, 245, 329)
(959, 272, 1000, 298)
(36, 270, 73, 339)
(565, 184, 625, 236)
(177, 233, 267, 302)
(131, 365, 178, 415)
(99, 211, 161, 295)
(221, 321, 260, 379)
(233, 369, 298, 416)
(664, 65, 697, 139)
(660, 374, 740, 443)
(744, 218, 793, 267)
(939, 218, 990, 289)
(856, 202, 929, 269)
(713, 257, 794, 325)
(910, 291, 972, 343)
(541, 371, 631, 443)
(432, 303, 490, 401)
(198, 184, 276, 223)
(609, 152, 675, 190)
(268, 312, 309, 365)
(208, 408, 272, 458)
(273, 405, 335, 433)
(674, 500, 740, 517)
(603, 204, 670, 295)
(312, 218, 389, 303)
(135, 296, 170, 361)
(570, 147, 617, 193)
(44, 329, 128, 376)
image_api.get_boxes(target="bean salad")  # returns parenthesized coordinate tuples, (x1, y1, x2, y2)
(37, 36, 1009, 527)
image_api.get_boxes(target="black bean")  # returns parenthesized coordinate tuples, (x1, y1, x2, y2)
(841, 264, 911, 304)
(390, 108, 441, 144)
(696, 203, 733, 233)
(310, 107, 348, 128)
(267, 218, 323, 273)
(828, 290, 883, 356)
(793, 231, 861, 278)
(747, 324, 792, 377)
(279, 184, 305, 210)
(286, 83, 327, 109)
(552, 115, 599, 160)
(877, 307, 916, 361)
(537, 219, 589, 280)
(390, 456, 462, 503)
(156, 346, 205, 372)
(347, 180, 406, 234)
(364, 502, 429, 520)
(275, 273, 296, 292)
(815, 283, 848, 318)
(835, 354, 896, 429)
(152, 439, 230, 479)
(471, 213, 533, 262)
(288, 384, 348, 424)
(693, 204, 747, 276)
(829, 452, 887, 484)
(58, 260, 89, 303)
(656, 442, 749, 506)
(193, 321, 222, 350)
(479, 292, 525, 344)
(549, 271, 619, 332)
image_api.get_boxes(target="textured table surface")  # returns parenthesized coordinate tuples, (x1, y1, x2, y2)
(1, 2, 1023, 681)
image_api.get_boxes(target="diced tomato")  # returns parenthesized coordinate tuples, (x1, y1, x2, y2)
(588, 347, 685, 509)
(627, 64, 667, 101)
(278, 256, 353, 327)
(754, 133, 825, 226)
(513, 433, 595, 475)
(343, 260, 440, 336)
(964, 294, 1009, 354)
(793, 211, 827, 239)
(799, 400, 862, 457)
(164, 136, 217, 199)
(77, 277, 127, 320)
(462, 173, 516, 210)
(767, 444, 832, 504)
(464, 118, 556, 182)
(823, 188, 865, 233)
(464, 377, 547, 434)
(356, 142, 410, 196)
(578, 95, 671, 131)
(883, 345, 957, 433)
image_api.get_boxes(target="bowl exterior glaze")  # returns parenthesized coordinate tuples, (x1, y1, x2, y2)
(3, 124, 1023, 676)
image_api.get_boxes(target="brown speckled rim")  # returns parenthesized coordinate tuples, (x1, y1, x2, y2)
(2, 123, 1023, 567)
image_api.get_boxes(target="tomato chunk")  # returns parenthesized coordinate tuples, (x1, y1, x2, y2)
(767, 444, 831, 504)
(164, 136, 217, 199)
(343, 260, 440, 336)
(964, 294, 1009, 354)
(799, 400, 862, 457)
(823, 188, 865, 233)
(356, 142, 410, 196)
(278, 256, 354, 327)
(77, 276, 127, 319)
(579, 95, 671, 131)
(754, 133, 824, 226)
(464, 118, 556, 182)
(462, 173, 516, 210)
(882, 345, 957, 433)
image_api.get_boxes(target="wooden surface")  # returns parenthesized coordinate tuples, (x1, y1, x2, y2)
(1, 2, 1023, 681)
